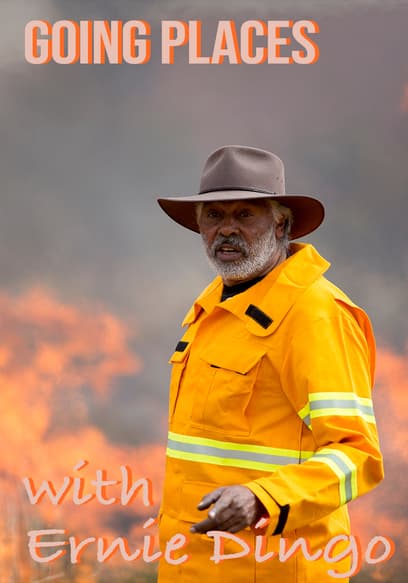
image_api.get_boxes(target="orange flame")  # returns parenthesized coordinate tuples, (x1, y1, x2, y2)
(349, 345, 408, 581)
(0, 287, 164, 581)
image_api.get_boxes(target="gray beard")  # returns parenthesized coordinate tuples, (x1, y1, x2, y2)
(202, 226, 280, 283)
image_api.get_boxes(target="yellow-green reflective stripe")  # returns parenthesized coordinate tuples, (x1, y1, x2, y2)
(167, 432, 314, 472)
(297, 392, 376, 426)
(311, 408, 375, 422)
(168, 431, 313, 459)
(307, 448, 358, 505)
(310, 392, 372, 404)
(298, 403, 311, 428)
(166, 448, 283, 473)
(311, 456, 348, 505)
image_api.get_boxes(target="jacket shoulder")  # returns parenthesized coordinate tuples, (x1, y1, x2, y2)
(292, 276, 371, 329)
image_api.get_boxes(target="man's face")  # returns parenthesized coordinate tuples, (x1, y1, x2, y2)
(197, 199, 284, 285)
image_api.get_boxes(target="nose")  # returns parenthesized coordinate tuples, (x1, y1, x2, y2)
(218, 215, 240, 237)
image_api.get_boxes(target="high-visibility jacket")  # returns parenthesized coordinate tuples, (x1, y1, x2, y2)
(158, 243, 383, 583)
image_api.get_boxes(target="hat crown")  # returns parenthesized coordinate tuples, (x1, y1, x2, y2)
(157, 144, 325, 239)
(199, 145, 286, 195)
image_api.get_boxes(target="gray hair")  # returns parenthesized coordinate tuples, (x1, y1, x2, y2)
(265, 199, 293, 254)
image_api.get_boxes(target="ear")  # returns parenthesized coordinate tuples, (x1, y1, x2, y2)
(275, 221, 285, 239)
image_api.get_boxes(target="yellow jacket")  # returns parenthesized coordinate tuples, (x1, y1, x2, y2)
(158, 243, 383, 582)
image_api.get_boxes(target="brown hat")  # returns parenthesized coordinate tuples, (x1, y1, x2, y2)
(157, 145, 325, 239)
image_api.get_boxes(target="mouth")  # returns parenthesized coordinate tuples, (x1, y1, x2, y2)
(215, 244, 244, 262)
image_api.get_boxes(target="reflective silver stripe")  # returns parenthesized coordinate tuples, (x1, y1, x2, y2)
(306, 448, 358, 505)
(167, 432, 313, 473)
(303, 414, 311, 427)
(169, 438, 300, 466)
(298, 392, 376, 426)
(310, 398, 373, 415)
(297, 402, 311, 428)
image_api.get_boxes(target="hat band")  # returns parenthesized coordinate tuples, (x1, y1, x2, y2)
(199, 186, 278, 195)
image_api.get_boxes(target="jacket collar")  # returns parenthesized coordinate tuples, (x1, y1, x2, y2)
(181, 276, 223, 326)
(182, 243, 330, 335)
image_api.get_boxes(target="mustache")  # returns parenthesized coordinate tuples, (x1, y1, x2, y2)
(211, 235, 249, 256)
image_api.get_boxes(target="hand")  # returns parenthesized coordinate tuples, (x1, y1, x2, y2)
(190, 485, 266, 534)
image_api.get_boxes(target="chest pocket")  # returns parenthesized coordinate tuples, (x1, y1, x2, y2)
(190, 343, 267, 437)
(168, 343, 191, 422)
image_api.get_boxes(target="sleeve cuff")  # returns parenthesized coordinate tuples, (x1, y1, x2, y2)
(244, 481, 289, 537)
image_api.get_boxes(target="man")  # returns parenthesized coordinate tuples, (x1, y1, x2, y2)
(156, 145, 383, 582)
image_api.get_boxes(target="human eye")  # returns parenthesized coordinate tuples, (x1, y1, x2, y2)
(205, 208, 221, 219)
(238, 208, 253, 218)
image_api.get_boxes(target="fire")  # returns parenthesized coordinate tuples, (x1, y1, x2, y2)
(0, 287, 164, 581)
(349, 345, 408, 581)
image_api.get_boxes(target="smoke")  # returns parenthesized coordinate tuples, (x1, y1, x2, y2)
(401, 84, 408, 113)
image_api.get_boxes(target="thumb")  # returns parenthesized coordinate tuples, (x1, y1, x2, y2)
(197, 487, 226, 510)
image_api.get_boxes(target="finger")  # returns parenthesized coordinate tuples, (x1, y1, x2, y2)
(190, 515, 218, 534)
(210, 516, 246, 534)
(197, 487, 225, 510)
(208, 504, 236, 524)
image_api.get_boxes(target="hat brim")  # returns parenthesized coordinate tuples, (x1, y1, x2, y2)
(157, 190, 325, 240)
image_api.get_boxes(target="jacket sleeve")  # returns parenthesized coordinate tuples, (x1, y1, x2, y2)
(245, 300, 384, 536)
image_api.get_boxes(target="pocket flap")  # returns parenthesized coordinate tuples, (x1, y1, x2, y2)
(200, 343, 266, 374)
